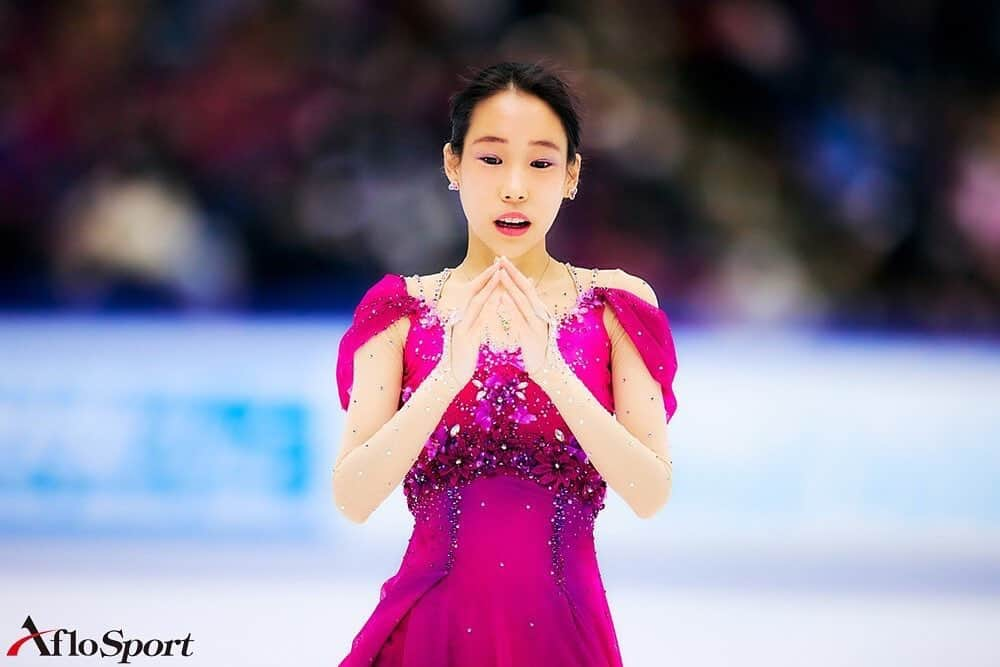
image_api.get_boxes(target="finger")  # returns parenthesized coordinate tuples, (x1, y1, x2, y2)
(460, 276, 500, 329)
(461, 262, 502, 308)
(450, 263, 500, 324)
(475, 289, 504, 343)
(498, 256, 532, 290)
(467, 260, 502, 292)
(499, 291, 531, 332)
(460, 270, 502, 329)
(498, 257, 551, 322)
(482, 256, 503, 274)
(476, 286, 504, 325)
(496, 267, 541, 330)
(501, 292, 547, 355)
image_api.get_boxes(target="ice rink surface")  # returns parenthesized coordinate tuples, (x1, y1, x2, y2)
(4, 539, 999, 666)
(2, 320, 998, 665)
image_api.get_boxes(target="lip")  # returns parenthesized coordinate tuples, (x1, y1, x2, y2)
(495, 211, 530, 222)
(494, 219, 531, 237)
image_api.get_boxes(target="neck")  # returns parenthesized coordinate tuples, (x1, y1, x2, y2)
(454, 243, 553, 283)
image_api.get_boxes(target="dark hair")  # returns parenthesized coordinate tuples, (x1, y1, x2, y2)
(447, 61, 582, 165)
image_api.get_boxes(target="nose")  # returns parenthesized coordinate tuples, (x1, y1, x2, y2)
(500, 169, 527, 202)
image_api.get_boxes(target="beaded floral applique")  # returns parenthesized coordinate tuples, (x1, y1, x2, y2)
(400, 284, 610, 530)
(402, 417, 608, 520)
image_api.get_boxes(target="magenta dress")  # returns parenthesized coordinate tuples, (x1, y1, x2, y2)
(335, 270, 678, 667)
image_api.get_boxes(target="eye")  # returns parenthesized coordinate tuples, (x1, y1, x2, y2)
(478, 156, 555, 169)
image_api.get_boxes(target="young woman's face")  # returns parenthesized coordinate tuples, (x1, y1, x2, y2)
(444, 88, 581, 256)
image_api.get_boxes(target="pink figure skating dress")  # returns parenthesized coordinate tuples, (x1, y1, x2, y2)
(335, 263, 678, 666)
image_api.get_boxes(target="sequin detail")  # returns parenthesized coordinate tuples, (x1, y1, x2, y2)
(403, 407, 608, 520)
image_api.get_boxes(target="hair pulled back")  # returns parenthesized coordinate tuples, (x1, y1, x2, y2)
(447, 61, 582, 164)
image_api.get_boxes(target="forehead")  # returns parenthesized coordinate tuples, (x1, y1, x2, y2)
(467, 89, 565, 152)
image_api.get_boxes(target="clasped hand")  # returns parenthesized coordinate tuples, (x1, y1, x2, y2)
(442, 256, 556, 385)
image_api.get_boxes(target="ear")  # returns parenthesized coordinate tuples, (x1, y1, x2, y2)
(565, 152, 582, 195)
(443, 142, 461, 185)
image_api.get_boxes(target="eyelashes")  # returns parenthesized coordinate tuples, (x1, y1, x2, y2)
(478, 156, 554, 169)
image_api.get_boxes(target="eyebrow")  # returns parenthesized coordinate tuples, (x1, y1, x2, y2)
(470, 135, 562, 152)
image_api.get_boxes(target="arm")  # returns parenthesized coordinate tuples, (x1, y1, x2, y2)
(528, 270, 673, 519)
(332, 317, 464, 524)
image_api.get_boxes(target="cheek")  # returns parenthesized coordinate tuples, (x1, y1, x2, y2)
(458, 190, 490, 220)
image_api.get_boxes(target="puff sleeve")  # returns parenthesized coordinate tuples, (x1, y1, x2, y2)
(601, 285, 679, 423)
(335, 273, 414, 411)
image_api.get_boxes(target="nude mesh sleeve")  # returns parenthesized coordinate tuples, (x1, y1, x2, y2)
(332, 283, 464, 524)
(529, 271, 677, 518)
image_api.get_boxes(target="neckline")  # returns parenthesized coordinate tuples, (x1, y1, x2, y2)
(404, 263, 599, 338)
(439, 259, 579, 305)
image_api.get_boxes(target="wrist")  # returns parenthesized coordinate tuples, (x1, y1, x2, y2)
(431, 362, 467, 394)
(527, 339, 572, 385)
(434, 322, 470, 392)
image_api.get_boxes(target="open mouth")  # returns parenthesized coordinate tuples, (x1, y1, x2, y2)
(494, 218, 531, 236)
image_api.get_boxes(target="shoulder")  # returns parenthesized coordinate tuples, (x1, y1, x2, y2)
(351, 271, 445, 313)
(400, 270, 447, 302)
(593, 267, 659, 308)
(344, 272, 417, 340)
(357, 272, 407, 302)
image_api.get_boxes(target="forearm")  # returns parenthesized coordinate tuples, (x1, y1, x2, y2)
(529, 344, 672, 518)
(333, 365, 464, 523)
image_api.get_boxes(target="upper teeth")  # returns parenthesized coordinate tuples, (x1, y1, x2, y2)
(499, 218, 527, 223)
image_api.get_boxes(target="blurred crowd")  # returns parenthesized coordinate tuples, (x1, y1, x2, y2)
(1, 0, 998, 333)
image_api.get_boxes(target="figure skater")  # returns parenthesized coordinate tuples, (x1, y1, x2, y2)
(333, 60, 679, 667)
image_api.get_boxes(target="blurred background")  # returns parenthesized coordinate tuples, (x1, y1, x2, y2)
(2, 0, 999, 665)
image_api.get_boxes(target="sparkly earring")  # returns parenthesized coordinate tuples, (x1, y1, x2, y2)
(568, 185, 578, 200)
(448, 181, 459, 191)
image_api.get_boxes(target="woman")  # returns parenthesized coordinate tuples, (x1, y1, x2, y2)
(333, 61, 678, 667)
